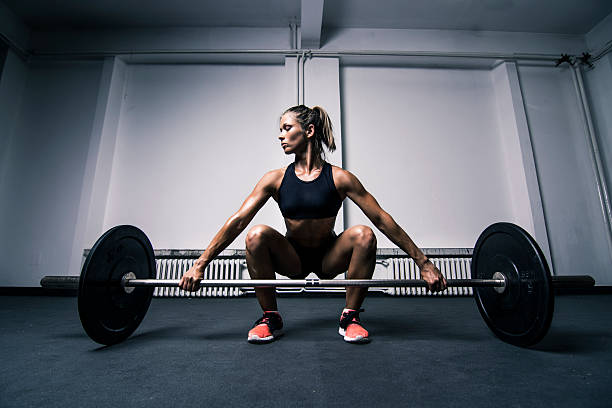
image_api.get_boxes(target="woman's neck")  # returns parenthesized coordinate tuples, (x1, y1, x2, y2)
(294, 150, 323, 174)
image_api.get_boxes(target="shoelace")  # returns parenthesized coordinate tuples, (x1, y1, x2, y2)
(255, 313, 279, 326)
(340, 309, 365, 327)
(254, 316, 270, 326)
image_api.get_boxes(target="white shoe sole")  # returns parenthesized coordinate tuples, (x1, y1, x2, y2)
(247, 329, 283, 344)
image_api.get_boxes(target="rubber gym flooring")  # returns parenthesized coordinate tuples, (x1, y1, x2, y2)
(1, 294, 611, 408)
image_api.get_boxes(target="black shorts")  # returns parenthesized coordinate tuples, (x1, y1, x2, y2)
(286, 233, 338, 278)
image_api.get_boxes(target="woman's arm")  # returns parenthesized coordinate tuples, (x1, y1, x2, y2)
(335, 168, 447, 291)
(179, 170, 280, 291)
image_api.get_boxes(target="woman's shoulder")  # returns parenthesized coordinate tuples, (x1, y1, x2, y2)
(330, 164, 353, 181)
(270, 166, 289, 178)
(258, 166, 289, 189)
(329, 164, 363, 190)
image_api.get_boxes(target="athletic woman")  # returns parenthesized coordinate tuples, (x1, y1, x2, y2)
(179, 105, 447, 344)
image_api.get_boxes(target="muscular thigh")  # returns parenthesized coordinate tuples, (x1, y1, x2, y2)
(249, 225, 303, 279)
(319, 227, 361, 279)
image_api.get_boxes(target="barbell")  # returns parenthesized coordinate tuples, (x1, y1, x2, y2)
(40, 222, 595, 347)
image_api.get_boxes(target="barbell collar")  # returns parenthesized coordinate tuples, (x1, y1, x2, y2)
(40, 276, 80, 289)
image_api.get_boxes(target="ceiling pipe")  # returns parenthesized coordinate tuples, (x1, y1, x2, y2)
(289, 22, 298, 50)
(296, 52, 301, 105)
(29, 48, 564, 62)
(570, 64, 612, 256)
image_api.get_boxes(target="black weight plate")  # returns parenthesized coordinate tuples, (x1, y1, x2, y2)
(78, 225, 155, 345)
(472, 223, 553, 347)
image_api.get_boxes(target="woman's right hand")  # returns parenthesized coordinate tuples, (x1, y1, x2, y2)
(179, 264, 205, 292)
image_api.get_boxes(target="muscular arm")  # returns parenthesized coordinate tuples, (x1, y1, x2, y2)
(337, 170, 428, 266)
(335, 168, 446, 291)
(180, 170, 280, 291)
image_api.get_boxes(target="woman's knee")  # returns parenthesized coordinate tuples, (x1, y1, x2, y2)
(245, 225, 274, 252)
(351, 225, 377, 253)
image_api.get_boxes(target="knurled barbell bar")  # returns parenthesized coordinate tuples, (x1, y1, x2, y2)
(40, 222, 595, 348)
(41, 276, 508, 290)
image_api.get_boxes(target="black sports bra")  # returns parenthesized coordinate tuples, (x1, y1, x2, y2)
(277, 162, 343, 219)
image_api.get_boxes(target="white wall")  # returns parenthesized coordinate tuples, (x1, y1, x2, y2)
(340, 65, 517, 248)
(584, 54, 612, 219)
(0, 50, 27, 197)
(0, 59, 103, 286)
(103, 63, 289, 249)
(1, 24, 611, 285)
(490, 62, 551, 264)
(518, 64, 612, 284)
(584, 10, 612, 235)
(68, 57, 129, 278)
(583, 54, 612, 287)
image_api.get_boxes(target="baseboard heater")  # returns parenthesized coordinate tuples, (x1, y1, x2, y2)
(145, 248, 473, 297)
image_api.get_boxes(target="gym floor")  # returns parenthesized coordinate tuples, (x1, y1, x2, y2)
(1, 294, 611, 408)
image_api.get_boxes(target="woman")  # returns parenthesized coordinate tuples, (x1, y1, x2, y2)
(179, 105, 447, 344)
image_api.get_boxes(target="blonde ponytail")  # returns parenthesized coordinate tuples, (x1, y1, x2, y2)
(312, 106, 336, 153)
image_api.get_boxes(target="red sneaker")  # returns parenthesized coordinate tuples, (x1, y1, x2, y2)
(338, 308, 370, 343)
(247, 311, 283, 344)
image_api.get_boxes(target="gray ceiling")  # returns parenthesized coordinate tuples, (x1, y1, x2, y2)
(3, 0, 612, 35)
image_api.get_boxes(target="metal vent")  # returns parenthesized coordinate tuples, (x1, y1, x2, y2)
(154, 258, 246, 297)
(383, 257, 473, 296)
(142, 248, 473, 297)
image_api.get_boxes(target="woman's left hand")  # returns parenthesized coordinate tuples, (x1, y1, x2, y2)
(420, 261, 448, 292)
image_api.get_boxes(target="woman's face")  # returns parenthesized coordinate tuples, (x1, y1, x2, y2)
(278, 112, 312, 154)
